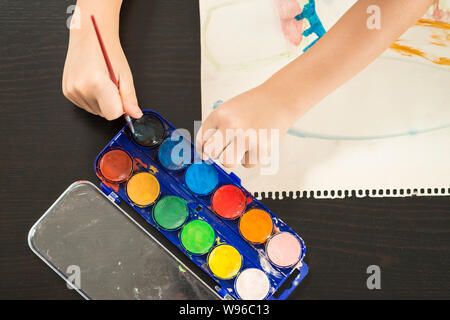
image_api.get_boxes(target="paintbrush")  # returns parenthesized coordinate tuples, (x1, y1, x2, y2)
(90, 15, 136, 134)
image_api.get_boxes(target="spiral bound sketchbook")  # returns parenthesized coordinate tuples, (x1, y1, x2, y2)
(200, 0, 450, 199)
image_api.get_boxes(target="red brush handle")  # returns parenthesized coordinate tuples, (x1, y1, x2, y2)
(91, 15, 119, 88)
(90, 15, 135, 133)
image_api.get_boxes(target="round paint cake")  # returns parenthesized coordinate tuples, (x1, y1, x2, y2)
(126, 172, 160, 206)
(185, 162, 218, 195)
(153, 196, 189, 230)
(131, 114, 166, 147)
(211, 185, 246, 219)
(180, 220, 215, 255)
(158, 137, 189, 171)
(266, 232, 302, 267)
(98, 149, 133, 183)
(207, 245, 242, 279)
(239, 209, 273, 243)
(235, 268, 270, 300)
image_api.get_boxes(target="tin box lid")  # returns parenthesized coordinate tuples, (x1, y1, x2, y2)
(28, 181, 220, 300)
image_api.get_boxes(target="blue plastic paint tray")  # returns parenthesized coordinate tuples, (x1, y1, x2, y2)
(94, 110, 308, 300)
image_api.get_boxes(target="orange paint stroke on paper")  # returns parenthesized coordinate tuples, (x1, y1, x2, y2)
(390, 43, 450, 66)
(390, 19, 449, 66)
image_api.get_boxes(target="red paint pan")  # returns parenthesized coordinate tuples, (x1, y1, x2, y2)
(211, 185, 246, 220)
(97, 149, 133, 184)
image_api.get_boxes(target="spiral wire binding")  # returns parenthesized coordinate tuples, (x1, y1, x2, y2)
(255, 187, 450, 200)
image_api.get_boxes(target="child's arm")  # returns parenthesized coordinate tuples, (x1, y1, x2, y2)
(62, 0, 142, 120)
(196, 0, 432, 168)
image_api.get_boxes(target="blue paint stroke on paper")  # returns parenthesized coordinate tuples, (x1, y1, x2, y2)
(295, 0, 326, 52)
(288, 123, 450, 141)
(212, 100, 224, 110)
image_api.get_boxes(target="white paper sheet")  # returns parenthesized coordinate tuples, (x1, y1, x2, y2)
(200, 0, 450, 199)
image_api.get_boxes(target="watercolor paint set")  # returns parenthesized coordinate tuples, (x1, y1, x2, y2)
(93, 110, 308, 300)
(28, 110, 308, 300)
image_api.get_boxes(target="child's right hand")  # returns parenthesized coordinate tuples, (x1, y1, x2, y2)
(62, 22, 142, 120)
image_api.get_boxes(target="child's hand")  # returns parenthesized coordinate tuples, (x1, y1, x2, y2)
(62, 12, 142, 120)
(196, 84, 297, 168)
(196, 0, 431, 170)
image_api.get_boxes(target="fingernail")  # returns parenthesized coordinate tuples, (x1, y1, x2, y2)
(135, 107, 143, 118)
(125, 102, 143, 118)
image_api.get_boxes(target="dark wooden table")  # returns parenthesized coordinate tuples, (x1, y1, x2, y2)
(0, 0, 449, 300)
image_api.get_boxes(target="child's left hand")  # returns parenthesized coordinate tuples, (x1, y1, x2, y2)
(196, 84, 299, 168)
